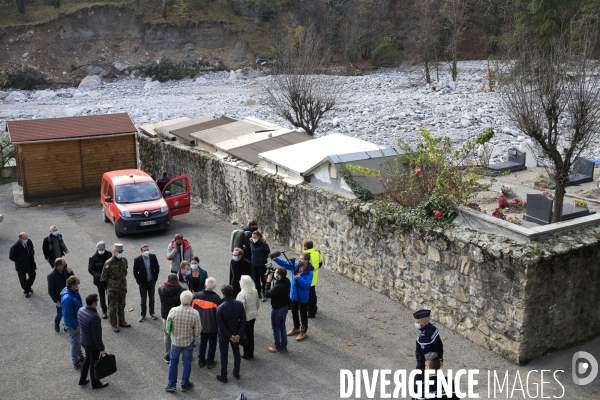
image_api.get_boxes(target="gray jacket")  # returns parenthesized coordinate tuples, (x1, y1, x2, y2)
(167, 239, 194, 273)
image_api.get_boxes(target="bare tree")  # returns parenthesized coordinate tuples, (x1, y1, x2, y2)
(162, 0, 167, 20)
(500, 26, 600, 222)
(15, 0, 25, 14)
(404, 0, 442, 83)
(264, 25, 342, 136)
(442, 0, 467, 81)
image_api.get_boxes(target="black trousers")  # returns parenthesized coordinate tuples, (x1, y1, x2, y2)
(95, 283, 107, 313)
(17, 269, 36, 294)
(292, 301, 308, 331)
(138, 280, 156, 317)
(47, 257, 57, 269)
(242, 318, 256, 357)
(80, 346, 101, 386)
(219, 337, 240, 379)
(308, 286, 318, 316)
(252, 264, 267, 296)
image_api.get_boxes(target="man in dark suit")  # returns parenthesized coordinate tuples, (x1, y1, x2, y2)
(216, 285, 246, 383)
(133, 244, 160, 322)
(42, 225, 68, 268)
(9, 232, 37, 298)
(77, 293, 109, 389)
(47, 257, 74, 332)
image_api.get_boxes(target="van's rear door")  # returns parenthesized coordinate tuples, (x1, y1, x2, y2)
(162, 174, 191, 216)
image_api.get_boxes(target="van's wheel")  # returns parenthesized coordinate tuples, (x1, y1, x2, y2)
(114, 223, 124, 238)
(102, 209, 109, 223)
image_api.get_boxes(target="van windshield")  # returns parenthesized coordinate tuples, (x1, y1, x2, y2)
(115, 182, 161, 204)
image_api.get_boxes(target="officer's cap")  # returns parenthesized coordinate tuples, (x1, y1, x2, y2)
(413, 309, 431, 319)
(114, 243, 124, 251)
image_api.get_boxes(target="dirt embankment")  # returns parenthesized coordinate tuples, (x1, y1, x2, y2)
(0, 5, 253, 86)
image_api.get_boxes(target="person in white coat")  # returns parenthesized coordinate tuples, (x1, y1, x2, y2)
(235, 275, 260, 359)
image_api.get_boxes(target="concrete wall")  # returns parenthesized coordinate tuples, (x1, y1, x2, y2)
(138, 135, 600, 364)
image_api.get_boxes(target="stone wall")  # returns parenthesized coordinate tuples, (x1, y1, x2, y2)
(139, 135, 600, 364)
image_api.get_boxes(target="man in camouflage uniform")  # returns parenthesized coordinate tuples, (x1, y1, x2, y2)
(100, 243, 131, 332)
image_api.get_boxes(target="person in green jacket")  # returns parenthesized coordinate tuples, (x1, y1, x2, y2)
(303, 240, 322, 318)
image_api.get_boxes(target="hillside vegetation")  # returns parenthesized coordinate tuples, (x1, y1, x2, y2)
(0, 0, 509, 66)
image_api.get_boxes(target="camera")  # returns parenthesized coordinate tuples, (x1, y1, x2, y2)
(265, 262, 276, 278)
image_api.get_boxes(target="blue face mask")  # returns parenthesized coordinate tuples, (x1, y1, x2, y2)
(52, 231, 59, 237)
(191, 263, 199, 270)
(414, 323, 422, 330)
(232, 256, 239, 262)
(98, 250, 105, 255)
(77, 284, 82, 291)
(185, 269, 192, 276)
(22, 239, 28, 244)
(116, 253, 123, 260)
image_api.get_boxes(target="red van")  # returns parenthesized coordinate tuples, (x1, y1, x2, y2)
(101, 170, 190, 237)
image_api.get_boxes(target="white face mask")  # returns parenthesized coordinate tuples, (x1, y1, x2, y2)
(142, 250, 150, 257)
(251, 238, 258, 243)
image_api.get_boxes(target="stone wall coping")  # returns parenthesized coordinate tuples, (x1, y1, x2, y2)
(457, 205, 600, 242)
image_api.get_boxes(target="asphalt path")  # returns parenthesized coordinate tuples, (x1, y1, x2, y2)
(0, 183, 599, 400)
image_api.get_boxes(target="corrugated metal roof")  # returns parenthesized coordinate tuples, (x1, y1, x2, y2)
(227, 132, 313, 164)
(170, 116, 236, 144)
(166, 116, 216, 144)
(139, 117, 191, 137)
(216, 128, 295, 151)
(8, 113, 136, 143)
(190, 120, 271, 146)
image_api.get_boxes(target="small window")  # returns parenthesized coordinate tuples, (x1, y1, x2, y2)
(165, 178, 186, 196)
(108, 184, 113, 198)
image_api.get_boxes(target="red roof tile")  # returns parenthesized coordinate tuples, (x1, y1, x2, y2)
(7, 113, 136, 143)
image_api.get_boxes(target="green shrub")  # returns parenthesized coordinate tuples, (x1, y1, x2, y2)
(3, 68, 45, 90)
(371, 37, 401, 67)
(346, 127, 494, 225)
(134, 59, 211, 82)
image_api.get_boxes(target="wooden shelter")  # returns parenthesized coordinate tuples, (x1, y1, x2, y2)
(7, 113, 137, 201)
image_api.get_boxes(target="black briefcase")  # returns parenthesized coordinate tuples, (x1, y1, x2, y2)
(94, 353, 117, 380)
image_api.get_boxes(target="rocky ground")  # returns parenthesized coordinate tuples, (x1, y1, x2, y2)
(3, 60, 599, 162)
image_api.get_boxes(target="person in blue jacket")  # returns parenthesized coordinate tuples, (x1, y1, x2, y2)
(273, 253, 313, 342)
(61, 276, 84, 369)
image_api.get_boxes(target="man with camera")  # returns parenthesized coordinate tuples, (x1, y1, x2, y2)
(272, 252, 313, 341)
(264, 265, 291, 353)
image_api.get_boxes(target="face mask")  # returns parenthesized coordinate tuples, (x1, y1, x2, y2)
(142, 251, 150, 257)
(98, 250, 105, 255)
(116, 253, 123, 260)
(414, 323, 421, 330)
(77, 284, 82, 290)
(22, 239, 28, 244)
(52, 231, 59, 236)
(232, 256, 239, 262)
(251, 238, 258, 243)
(191, 263, 199, 270)
(274, 274, 278, 280)
(185, 270, 192, 276)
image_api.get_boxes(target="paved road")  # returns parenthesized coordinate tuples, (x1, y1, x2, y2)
(1, 183, 598, 400)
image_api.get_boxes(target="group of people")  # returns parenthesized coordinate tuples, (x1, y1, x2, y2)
(9, 219, 454, 397)
(8, 219, 327, 393)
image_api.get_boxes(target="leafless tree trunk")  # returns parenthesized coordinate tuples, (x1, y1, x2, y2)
(442, 0, 467, 82)
(162, 0, 167, 20)
(500, 26, 600, 223)
(15, 0, 25, 14)
(264, 25, 342, 136)
(405, 0, 442, 84)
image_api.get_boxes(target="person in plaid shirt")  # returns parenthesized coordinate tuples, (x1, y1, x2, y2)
(165, 291, 200, 392)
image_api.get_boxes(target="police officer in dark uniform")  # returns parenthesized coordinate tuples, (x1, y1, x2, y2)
(413, 352, 458, 400)
(414, 310, 444, 375)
